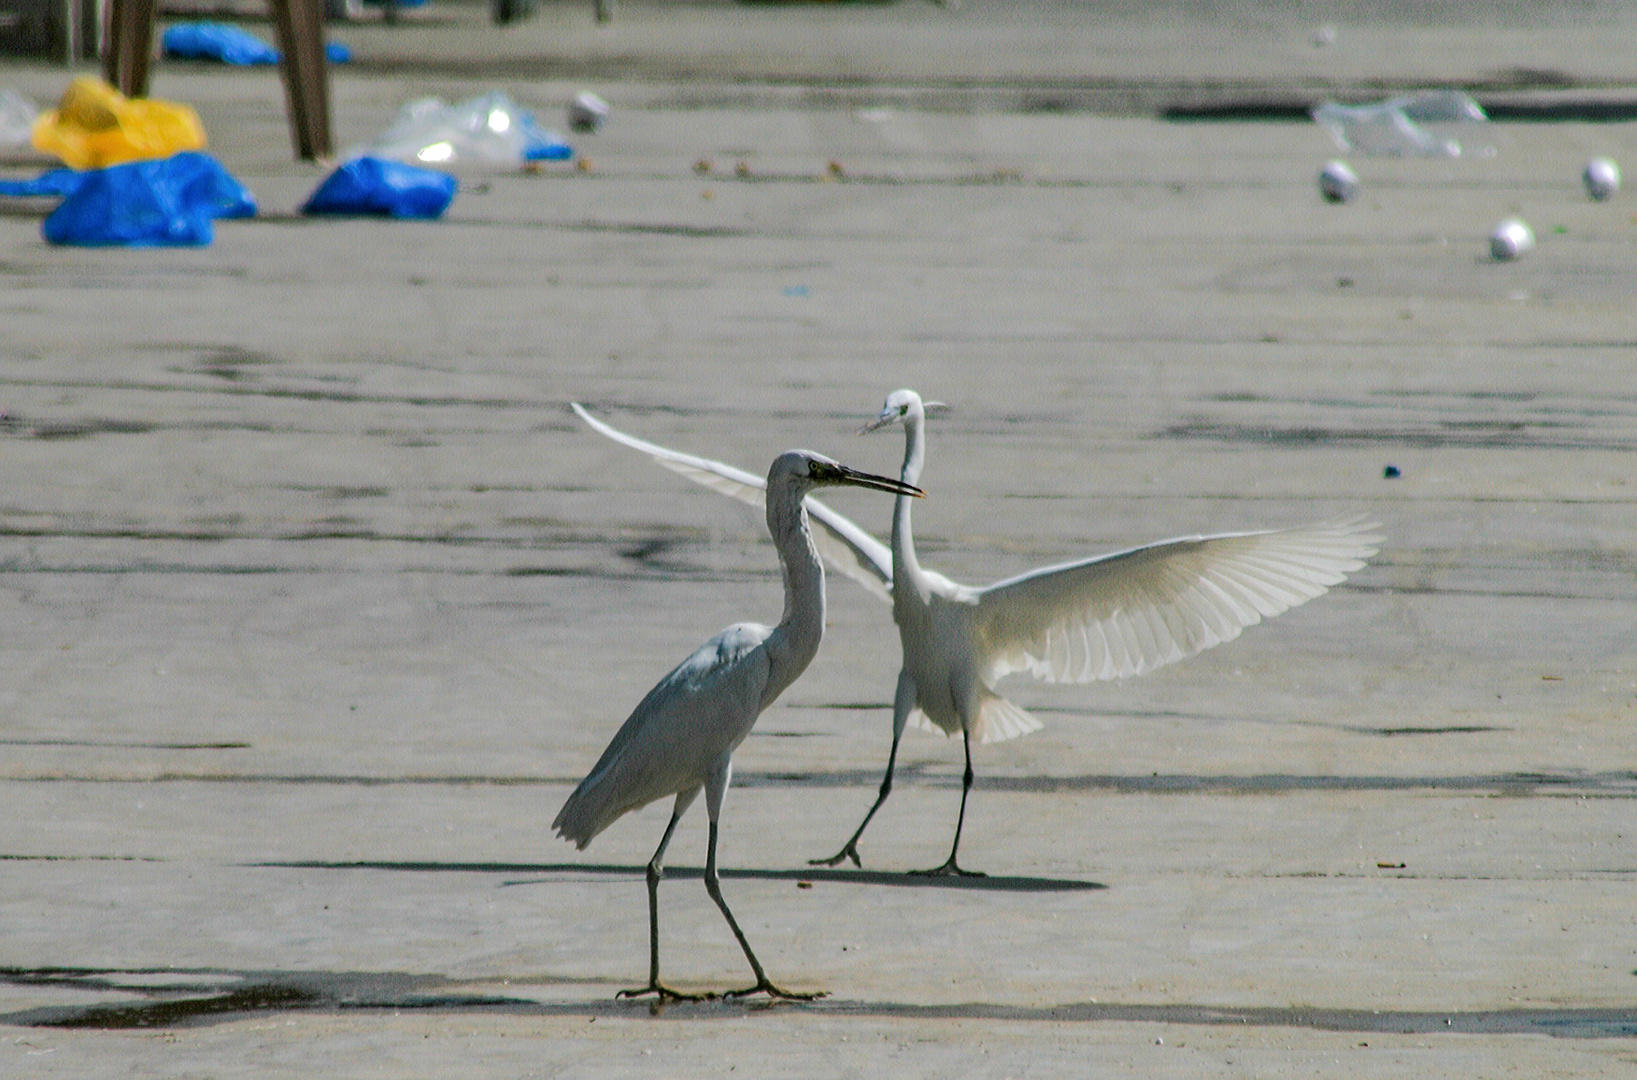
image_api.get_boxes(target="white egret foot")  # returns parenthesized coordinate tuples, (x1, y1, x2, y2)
(617, 981, 717, 1003)
(908, 729, 985, 877)
(809, 763, 895, 869)
(723, 980, 827, 1001)
(809, 841, 864, 870)
(910, 860, 986, 878)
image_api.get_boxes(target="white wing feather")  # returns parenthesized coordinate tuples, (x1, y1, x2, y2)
(572, 403, 895, 601)
(552, 623, 771, 848)
(974, 516, 1381, 684)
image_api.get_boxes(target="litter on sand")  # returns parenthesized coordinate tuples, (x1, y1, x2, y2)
(0, 89, 38, 149)
(22, 151, 256, 246)
(1489, 218, 1535, 261)
(348, 91, 571, 169)
(1583, 158, 1620, 201)
(162, 23, 352, 65)
(567, 92, 609, 133)
(301, 156, 458, 218)
(1318, 160, 1359, 203)
(31, 77, 206, 169)
(1312, 91, 1487, 158)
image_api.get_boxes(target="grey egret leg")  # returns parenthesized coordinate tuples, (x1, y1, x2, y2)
(618, 809, 714, 1002)
(705, 820, 825, 1000)
(810, 727, 902, 868)
(912, 727, 985, 878)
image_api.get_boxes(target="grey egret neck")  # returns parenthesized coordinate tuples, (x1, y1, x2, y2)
(553, 447, 924, 1002)
(572, 397, 1380, 878)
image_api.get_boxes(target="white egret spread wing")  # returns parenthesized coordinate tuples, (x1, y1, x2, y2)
(572, 403, 895, 601)
(974, 516, 1381, 684)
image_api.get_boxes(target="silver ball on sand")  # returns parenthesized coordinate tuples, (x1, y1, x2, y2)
(1489, 218, 1535, 261)
(1319, 160, 1358, 203)
(1583, 158, 1620, 201)
(567, 92, 610, 133)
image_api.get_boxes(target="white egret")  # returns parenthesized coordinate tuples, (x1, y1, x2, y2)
(571, 396, 1380, 877)
(554, 448, 923, 1002)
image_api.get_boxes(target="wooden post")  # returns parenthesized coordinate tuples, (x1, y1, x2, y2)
(102, 0, 155, 97)
(268, 0, 334, 161)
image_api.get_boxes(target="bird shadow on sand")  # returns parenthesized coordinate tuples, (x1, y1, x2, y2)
(255, 859, 1104, 892)
(6, 966, 1637, 1037)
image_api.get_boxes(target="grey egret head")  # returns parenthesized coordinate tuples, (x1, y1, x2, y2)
(772, 448, 925, 499)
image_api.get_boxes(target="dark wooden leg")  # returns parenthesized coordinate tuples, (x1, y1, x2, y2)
(269, 0, 334, 161)
(103, 0, 156, 98)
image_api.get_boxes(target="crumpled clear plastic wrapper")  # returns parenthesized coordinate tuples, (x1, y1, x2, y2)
(1312, 90, 1487, 158)
(349, 91, 572, 169)
(31, 76, 207, 169)
(1, 89, 39, 150)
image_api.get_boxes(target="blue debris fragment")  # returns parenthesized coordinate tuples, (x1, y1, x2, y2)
(162, 23, 350, 65)
(0, 167, 86, 199)
(163, 23, 280, 64)
(301, 156, 458, 219)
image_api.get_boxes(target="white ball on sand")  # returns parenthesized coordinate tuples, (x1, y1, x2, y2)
(568, 92, 610, 133)
(1318, 160, 1359, 203)
(1583, 158, 1620, 201)
(1489, 218, 1535, 261)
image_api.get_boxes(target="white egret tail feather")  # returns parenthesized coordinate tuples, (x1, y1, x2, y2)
(977, 516, 1381, 685)
(906, 708, 939, 736)
(903, 698, 1042, 744)
(572, 403, 895, 601)
(976, 694, 1044, 744)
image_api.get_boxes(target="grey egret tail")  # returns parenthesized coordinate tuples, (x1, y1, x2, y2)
(553, 446, 923, 1001)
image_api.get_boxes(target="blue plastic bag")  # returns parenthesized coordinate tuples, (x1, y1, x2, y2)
(0, 167, 85, 198)
(300, 156, 457, 219)
(40, 152, 256, 247)
(518, 111, 573, 161)
(163, 23, 280, 64)
(162, 22, 351, 65)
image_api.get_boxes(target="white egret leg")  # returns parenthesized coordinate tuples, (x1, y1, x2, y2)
(912, 728, 985, 878)
(811, 670, 917, 869)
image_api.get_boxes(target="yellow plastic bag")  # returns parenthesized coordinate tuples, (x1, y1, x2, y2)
(31, 77, 207, 170)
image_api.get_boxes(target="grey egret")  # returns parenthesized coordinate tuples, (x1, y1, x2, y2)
(553, 447, 923, 1002)
(571, 397, 1380, 877)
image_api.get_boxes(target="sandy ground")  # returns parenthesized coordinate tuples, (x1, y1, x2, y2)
(3, 1, 1637, 1075)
